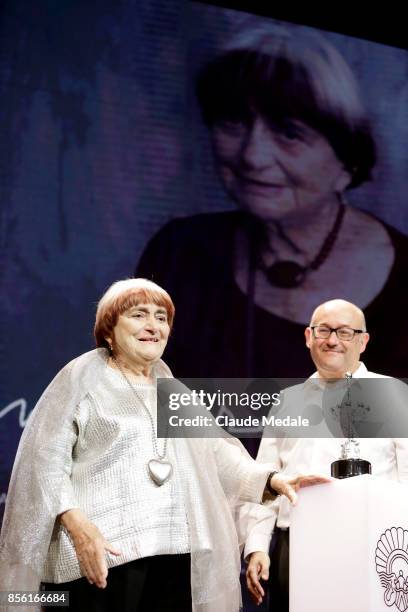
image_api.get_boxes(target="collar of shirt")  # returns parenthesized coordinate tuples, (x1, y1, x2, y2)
(305, 362, 368, 391)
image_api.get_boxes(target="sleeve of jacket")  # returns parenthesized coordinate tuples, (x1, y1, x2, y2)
(210, 437, 275, 504)
(57, 414, 80, 515)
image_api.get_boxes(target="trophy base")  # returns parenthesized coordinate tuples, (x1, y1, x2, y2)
(331, 458, 372, 479)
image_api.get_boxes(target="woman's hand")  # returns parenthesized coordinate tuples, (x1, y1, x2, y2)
(59, 509, 121, 588)
(246, 551, 270, 606)
(270, 473, 332, 505)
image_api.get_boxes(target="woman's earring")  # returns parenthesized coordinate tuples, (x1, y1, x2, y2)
(337, 191, 348, 206)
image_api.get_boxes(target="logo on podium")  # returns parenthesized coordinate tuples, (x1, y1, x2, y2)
(376, 527, 408, 611)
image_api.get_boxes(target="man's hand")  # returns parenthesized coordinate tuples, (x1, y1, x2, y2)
(60, 509, 121, 588)
(270, 473, 332, 505)
(246, 551, 270, 606)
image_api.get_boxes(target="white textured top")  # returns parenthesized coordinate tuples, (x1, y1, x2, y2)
(43, 366, 189, 583)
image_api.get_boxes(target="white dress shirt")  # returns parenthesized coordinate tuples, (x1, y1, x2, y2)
(244, 363, 408, 558)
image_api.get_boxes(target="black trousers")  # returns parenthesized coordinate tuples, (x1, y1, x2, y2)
(267, 529, 289, 612)
(42, 553, 192, 612)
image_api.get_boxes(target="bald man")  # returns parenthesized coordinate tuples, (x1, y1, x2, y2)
(244, 299, 408, 611)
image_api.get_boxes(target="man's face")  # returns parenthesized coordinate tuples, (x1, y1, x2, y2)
(304, 303, 369, 378)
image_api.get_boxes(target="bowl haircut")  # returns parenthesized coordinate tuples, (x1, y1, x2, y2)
(94, 278, 175, 350)
(196, 28, 376, 188)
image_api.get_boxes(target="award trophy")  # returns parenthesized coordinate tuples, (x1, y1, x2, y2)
(331, 373, 371, 479)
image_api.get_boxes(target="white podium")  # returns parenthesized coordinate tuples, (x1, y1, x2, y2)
(290, 475, 408, 612)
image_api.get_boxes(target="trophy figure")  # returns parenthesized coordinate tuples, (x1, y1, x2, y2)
(331, 373, 372, 479)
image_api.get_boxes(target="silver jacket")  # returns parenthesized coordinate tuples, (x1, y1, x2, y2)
(0, 349, 274, 612)
(43, 368, 190, 582)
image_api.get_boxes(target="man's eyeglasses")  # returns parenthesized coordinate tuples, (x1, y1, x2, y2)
(310, 326, 365, 341)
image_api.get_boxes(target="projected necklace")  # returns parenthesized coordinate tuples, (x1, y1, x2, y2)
(259, 204, 345, 288)
(113, 356, 172, 486)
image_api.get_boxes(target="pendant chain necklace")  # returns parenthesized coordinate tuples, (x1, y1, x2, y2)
(257, 203, 345, 288)
(113, 356, 172, 485)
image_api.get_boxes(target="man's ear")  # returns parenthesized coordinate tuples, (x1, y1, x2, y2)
(359, 332, 370, 355)
(305, 327, 312, 349)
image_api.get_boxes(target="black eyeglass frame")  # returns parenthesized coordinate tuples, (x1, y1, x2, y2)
(310, 326, 366, 340)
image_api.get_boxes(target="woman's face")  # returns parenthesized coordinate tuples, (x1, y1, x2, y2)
(210, 116, 350, 222)
(109, 302, 170, 366)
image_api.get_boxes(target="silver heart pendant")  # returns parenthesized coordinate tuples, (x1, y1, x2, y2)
(148, 459, 173, 486)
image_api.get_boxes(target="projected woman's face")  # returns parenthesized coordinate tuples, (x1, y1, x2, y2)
(211, 115, 350, 222)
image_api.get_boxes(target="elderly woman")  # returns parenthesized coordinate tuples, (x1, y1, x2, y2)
(136, 27, 408, 382)
(0, 278, 326, 612)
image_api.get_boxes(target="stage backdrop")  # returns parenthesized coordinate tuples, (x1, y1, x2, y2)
(1, 0, 407, 521)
